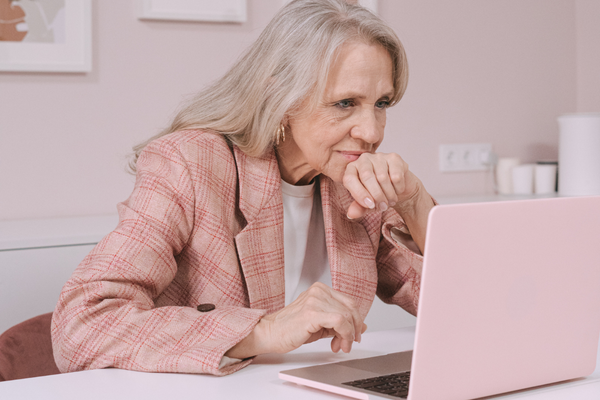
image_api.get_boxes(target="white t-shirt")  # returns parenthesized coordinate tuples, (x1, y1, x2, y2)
(281, 178, 332, 305)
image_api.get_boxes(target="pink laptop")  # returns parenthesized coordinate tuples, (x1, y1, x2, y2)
(279, 196, 600, 399)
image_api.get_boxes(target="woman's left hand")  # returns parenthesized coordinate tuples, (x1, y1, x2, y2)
(343, 152, 434, 253)
(343, 152, 422, 219)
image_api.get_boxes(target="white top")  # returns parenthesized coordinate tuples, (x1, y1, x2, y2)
(281, 179, 332, 305)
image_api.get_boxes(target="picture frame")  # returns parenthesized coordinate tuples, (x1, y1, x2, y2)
(0, 0, 92, 73)
(281, 0, 378, 14)
(138, 0, 247, 23)
(356, 0, 377, 14)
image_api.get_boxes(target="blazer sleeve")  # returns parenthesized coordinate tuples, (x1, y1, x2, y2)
(51, 136, 266, 376)
(374, 209, 426, 316)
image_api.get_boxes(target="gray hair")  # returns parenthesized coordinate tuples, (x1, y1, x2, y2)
(130, 0, 408, 172)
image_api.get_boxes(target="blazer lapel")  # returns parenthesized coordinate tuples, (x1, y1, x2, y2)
(233, 147, 285, 314)
(320, 177, 379, 319)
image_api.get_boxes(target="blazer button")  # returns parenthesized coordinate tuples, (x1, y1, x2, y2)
(197, 303, 216, 312)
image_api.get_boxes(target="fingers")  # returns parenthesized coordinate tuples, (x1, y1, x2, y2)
(306, 283, 364, 346)
(325, 286, 365, 345)
(309, 311, 356, 353)
(343, 161, 384, 211)
(343, 153, 416, 216)
(285, 283, 364, 354)
(346, 200, 368, 220)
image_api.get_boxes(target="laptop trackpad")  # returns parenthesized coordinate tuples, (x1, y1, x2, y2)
(337, 351, 413, 375)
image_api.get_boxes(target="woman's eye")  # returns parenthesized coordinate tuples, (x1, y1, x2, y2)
(376, 100, 390, 109)
(336, 99, 353, 109)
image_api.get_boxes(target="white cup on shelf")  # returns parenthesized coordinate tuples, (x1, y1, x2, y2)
(512, 164, 535, 195)
(535, 164, 557, 194)
(496, 158, 520, 195)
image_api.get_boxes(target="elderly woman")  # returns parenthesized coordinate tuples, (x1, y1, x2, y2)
(52, 0, 434, 376)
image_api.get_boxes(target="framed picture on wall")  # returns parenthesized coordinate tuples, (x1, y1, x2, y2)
(0, 0, 91, 72)
(281, 0, 378, 14)
(138, 0, 247, 23)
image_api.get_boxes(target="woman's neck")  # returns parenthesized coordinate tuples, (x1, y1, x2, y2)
(276, 141, 318, 186)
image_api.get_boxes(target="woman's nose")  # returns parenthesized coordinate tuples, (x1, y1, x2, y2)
(350, 108, 383, 144)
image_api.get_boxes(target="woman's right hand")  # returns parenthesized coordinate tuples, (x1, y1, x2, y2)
(225, 283, 367, 359)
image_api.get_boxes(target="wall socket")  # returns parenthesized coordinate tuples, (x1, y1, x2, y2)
(439, 143, 493, 172)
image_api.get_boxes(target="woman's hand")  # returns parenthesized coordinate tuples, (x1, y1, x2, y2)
(225, 283, 367, 359)
(343, 152, 421, 218)
(342, 152, 434, 253)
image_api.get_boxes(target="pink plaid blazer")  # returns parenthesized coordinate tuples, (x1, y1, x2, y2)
(51, 130, 423, 376)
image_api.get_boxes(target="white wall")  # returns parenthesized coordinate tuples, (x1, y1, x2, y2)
(576, 0, 600, 112)
(0, 0, 595, 221)
(381, 0, 577, 197)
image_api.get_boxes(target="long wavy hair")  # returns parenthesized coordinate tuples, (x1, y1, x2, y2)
(129, 0, 408, 172)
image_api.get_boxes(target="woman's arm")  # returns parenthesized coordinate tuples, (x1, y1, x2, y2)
(51, 134, 265, 377)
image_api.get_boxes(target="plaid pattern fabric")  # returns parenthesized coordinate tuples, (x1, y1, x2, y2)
(51, 130, 422, 376)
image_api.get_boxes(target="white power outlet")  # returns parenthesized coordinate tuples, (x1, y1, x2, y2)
(439, 143, 493, 172)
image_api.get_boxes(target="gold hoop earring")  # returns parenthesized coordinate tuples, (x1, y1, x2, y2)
(276, 124, 286, 145)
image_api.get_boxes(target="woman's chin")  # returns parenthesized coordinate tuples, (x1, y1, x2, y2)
(321, 169, 346, 184)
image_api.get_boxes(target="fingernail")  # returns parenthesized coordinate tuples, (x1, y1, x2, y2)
(379, 202, 388, 212)
(346, 213, 354, 220)
(364, 197, 375, 209)
(390, 201, 397, 207)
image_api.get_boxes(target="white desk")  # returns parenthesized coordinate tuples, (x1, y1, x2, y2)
(1, 327, 599, 400)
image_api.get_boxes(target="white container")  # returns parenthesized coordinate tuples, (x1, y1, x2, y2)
(558, 113, 600, 196)
(512, 164, 535, 195)
(496, 158, 520, 194)
(535, 164, 557, 194)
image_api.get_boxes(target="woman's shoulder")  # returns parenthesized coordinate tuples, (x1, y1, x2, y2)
(147, 129, 233, 159)
(137, 130, 237, 181)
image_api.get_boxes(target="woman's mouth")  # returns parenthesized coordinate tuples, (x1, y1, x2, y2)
(338, 151, 367, 162)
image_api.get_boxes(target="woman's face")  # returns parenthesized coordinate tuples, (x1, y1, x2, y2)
(278, 41, 394, 185)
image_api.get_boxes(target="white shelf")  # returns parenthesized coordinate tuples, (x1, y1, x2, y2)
(0, 214, 119, 251)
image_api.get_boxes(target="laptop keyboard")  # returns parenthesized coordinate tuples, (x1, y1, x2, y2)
(342, 371, 410, 398)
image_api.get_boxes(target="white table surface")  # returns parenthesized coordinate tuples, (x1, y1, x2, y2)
(1, 327, 599, 400)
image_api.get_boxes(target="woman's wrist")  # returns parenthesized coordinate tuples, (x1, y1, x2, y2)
(394, 178, 425, 215)
(224, 317, 272, 359)
(392, 181, 434, 253)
